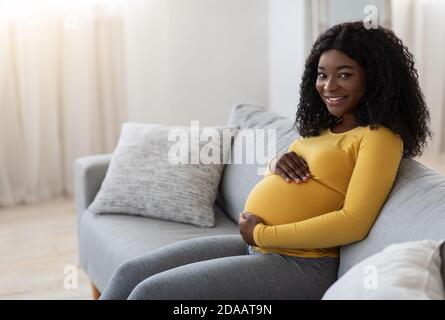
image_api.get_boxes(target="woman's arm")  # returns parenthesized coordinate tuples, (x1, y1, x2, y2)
(253, 127, 404, 249)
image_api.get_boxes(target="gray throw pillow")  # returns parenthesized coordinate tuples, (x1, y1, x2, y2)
(88, 123, 238, 227)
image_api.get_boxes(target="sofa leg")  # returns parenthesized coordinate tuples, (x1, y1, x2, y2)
(91, 283, 101, 300)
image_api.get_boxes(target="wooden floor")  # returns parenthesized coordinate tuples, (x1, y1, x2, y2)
(0, 197, 91, 300)
(0, 156, 443, 300)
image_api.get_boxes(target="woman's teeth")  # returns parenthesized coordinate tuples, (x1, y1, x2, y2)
(326, 96, 347, 102)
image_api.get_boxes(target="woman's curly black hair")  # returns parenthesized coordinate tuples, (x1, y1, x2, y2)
(294, 21, 432, 158)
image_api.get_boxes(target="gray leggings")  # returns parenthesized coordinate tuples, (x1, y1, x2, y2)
(99, 235, 338, 300)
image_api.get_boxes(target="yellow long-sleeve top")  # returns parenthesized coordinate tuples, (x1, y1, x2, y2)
(244, 125, 403, 258)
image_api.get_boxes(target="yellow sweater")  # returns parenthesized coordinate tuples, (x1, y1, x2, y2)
(244, 125, 403, 258)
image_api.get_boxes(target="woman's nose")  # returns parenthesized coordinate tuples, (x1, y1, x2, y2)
(324, 77, 339, 91)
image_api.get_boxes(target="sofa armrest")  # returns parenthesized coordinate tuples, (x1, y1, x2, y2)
(74, 154, 112, 217)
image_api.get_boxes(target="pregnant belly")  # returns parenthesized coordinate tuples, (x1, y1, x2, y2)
(243, 175, 344, 226)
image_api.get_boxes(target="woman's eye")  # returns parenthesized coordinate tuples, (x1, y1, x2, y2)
(339, 73, 351, 79)
(317, 73, 326, 79)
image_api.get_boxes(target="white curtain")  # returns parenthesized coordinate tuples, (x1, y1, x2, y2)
(303, 0, 392, 56)
(391, 0, 445, 158)
(0, 0, 270, 206)
(0, 1, 126, 206)
(303, 0, 329, 57)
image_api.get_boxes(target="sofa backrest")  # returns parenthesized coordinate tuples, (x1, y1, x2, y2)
(216, 104, 299, 222)
(338, 158, 445, 276)
(218, 103, 445, 276)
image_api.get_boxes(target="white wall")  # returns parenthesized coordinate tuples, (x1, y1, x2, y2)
(267, 0, 305, 118)
(123, 0, 268, 126)
(123, 0, 391, 125)
(266, 0, 390, 119)
(327, 0, 390, 26)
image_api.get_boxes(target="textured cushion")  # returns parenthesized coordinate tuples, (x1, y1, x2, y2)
(323, 240, 445, 300)
(80, 205, 240, 291)
(339, 159, 445, 277)
(216, 104, 300, 222)
(89, 123, 237, 227)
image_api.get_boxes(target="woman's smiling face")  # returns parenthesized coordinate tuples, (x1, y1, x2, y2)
(316, 49, 366, 118)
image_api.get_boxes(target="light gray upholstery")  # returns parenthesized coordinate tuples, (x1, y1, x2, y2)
(338, 159, 445, 277)
(74, 153, 112, 243)
(75, 103, 445, 295)
(74, 153, 112, 215)
(74, 153, 239, 291)
(79, 206, 238, 291)
(216, 104, 299, 222)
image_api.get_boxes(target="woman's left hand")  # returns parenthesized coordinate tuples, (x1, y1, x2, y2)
(239, 212, 264, 246)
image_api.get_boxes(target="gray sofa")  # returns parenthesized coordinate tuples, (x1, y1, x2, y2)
(74, 103, 445, 298)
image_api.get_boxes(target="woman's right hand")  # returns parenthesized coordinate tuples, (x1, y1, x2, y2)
(270, 151, 311, 184)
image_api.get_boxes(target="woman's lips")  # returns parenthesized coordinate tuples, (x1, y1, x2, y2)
(324, 95, 348, 107)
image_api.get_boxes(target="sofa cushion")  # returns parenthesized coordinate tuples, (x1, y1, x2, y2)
(323, 239, 445, 300)
(88, 123, 237, 228)
(80, 205, 240, 291)
(339, 159, 445, 277)
(217, 104, 300, 222)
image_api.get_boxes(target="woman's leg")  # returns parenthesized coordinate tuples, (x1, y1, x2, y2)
(100, 235, 248, 300)
(127, 254, 338, 300)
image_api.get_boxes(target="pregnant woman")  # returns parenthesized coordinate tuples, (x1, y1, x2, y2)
(100, 21, 432, 300)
